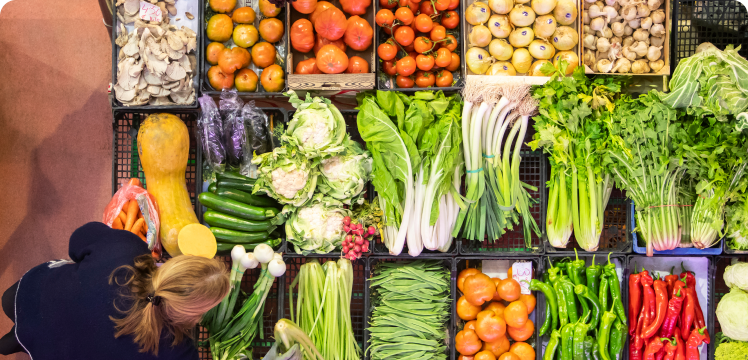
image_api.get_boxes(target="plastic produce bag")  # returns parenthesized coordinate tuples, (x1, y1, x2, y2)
(241, 101, 271, 178)
(197, 94, 226, 173)
(102, 178, 162, 259)
(219, 90, 245, 168)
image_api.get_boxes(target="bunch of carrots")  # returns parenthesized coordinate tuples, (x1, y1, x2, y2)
(629, 263, 709, 360)
(111, 178, 149, 242)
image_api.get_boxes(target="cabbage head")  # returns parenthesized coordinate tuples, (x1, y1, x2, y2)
(252, 146, 319, 207)
(716, 287, 748, 341)
(317, 138, 372, 205)
(725, 262, 748, 292)
(284, 194, 351, 254)
(283, 91, 346, 159)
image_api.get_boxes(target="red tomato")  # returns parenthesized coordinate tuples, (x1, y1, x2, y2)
(375, 9, 395, 27)
(346, 56, 370, 73)
(442, 34, 458, 51)
(415, 71, 435, 87)
(414, 14, 433, 33)
(396, 55, 416, 76)
(441, 11, 459, 29)
(434, 0, 449, 11)
(295, 58, 321, 74)
(382, 59, 398, 75)
(378, 42, 398, 60)
(416, 54, 434, 70)
(316, 44, 349, 74)
(447, 0, 459, 10)
(430, 25, 446, 41)
(435, 47, 451, 67)
(404, 43, 415, 53)
(383, 24, 399, 35)
(396, 74, 414, 88)
(395, 7, 414, 25)
(420, 0, 438, 15)
(413, 36, 432, 53)
(435, 70, 453, 86)
(380, 0, 397, 8)
(403, 0, 419, 12)
(394, 26, 415, 46)
(447, 52, 460, 71)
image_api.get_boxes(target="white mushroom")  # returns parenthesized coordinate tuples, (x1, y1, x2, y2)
(150, 96, 174, 105)
(166, 32, 184, 50)
(114, 84, 137, 102)
(178, 54, 192, 73)
(143, 67, 163, 85)
(164, 61, 187, 81)
(122, 33, 140, 57)
(147, 85, 171, 97)
(124, 0, 139, 15)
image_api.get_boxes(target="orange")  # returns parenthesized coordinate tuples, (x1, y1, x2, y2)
(483, 302, 506, 318)
(503, 301, 528, 328)
(498, 353, 521, 360)
(207, 14, 234, 42)
(518, 294, 536, 314)
(474, 350, 496, 360)
(497, 278, 521, 302)
(482, 335, 510, 358)
(509, 342, 535, 360)
(507, 319, 534, 342)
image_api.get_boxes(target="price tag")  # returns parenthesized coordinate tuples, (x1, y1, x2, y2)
(512, 262, 533, 295)
(139, 1, 163, 22)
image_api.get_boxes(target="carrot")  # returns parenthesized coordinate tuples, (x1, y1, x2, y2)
(130, 218, 145, 235)
(118, 210, 127, 225)
(138, 211, 144, 219)
(112, 217, 124, 230)
(128, 178, 142, 187)
(125, 200, 139, 231)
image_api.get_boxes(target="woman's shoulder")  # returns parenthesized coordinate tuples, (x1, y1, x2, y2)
(158, 334, 200, 360)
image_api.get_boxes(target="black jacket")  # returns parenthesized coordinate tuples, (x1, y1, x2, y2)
(14, 222, 198, 360)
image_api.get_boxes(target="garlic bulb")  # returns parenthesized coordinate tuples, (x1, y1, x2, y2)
(650, 35, 665, 47)
(650, 23, 666, 36)
(603, 5, 618, 19)
(611, 21, 625, 36)
(584, 49, 596, 66)
(622, 46, 636, 60)
(651, 9, 665, 23)
(632, 59, 650, 73)
(584, 34, 597, 49)
(584, 25, 591, 33)
(597, 26, 613, 38)
(636, 2, 651, 17)
(597, 59, 614, 73)
(629, 18, 641, 29)
(612, 57, 631, 72)
(624, 24, 633, 35)
(647, 0, 663, 10)
(641, 16, 653, 29)
(633, 28, 649, 41)
(649, 59, 664, 72)
(618, 0, 630, 6)
(622, 4, 637, 20)
(641, 36, 650, 46)
(631, 41, 648, 57)
(605, 0, 616, 5)
(595, 0, 604, 8)
(583, 11, 591, 24)
(647, 45, 663, 61)
(610, 36, 622, 45)
(622, 36, 635, 47)
(590, 16, 606, 31)
(588, 4, 605, 17)
(596, 37, 611, 52)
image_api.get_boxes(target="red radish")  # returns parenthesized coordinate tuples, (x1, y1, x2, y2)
(343, 216, 351, 226)
(344, 225, 350, 233)
(364, 239, 370, 246)
(368, 226, 376, 235)
(346, 234, 353, 242)
(343, 245, 350, 253)
(362, 243, 369, 252)
(347, 250, 357, 258)
(354, 244, 362, 252)
(355, 236, 364, 245)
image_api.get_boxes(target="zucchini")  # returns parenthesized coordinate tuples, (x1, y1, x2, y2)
(216, 187, 279, 208)
(217, 172, 256, 183)
(203, 210, 276, 232)
(210, 227, 272, 244)
(216, 238, 281, 252)
(217, 178, 256, 193)
(208, 183, 217, 193)
(198, 192, 276, 220)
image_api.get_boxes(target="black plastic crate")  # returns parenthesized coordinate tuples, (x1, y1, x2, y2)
(367, 257, 453, 360)
(722, 230, 748, 254)
(196, 254, 281, 360)
(112, 110, 201, 211)
(454, 257, 539, 359)
(672, 0, 748, 67)
(543, 188, 631, 254)
(279, 255, 367, 358)
(710, 255, 747, 359)
(537, 254, 627, 360)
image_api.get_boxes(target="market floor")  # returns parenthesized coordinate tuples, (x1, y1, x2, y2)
(0, 0, 113, 358)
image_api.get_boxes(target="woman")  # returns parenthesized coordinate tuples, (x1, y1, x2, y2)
(0, 222, 230, 359)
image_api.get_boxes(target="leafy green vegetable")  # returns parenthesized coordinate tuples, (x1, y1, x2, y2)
(317, 137, 372, 205)
(715, 332, 748, 360)
(283, 194, 351, 254)
(727, 195, 748, 250)
(252, 146, 319, 207)
(716, 287, 748, 341)
(283, 91, 347, 159)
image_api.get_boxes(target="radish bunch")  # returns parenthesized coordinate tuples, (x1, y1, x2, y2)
(341, 216, 376, 260)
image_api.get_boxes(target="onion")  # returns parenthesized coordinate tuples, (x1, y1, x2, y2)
(508, 27, 534, 47)
(533, 15, 557, 38)
(469, 24, 493, 47)
(531, 0, 557, 15)
(509, 4, 536, 27)
(515, 0, 530, 4)
(489, 38, 514, 60)
(466, 47, 493, 74)
(553, 0, 577, 25)
(466, 2, 491, 25)
(551, 26, 578, 50)
(512, 48, 533, 73)
(529, 39, 556, 59)
(486, 61, 517, 75)
(489, 0, 514, 14)
(488, 14, 513, 38)
(553, 50, 579, 74)
(527, 59, 552, 76)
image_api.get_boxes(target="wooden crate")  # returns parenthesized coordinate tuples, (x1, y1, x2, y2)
(285, 0, 376, 91)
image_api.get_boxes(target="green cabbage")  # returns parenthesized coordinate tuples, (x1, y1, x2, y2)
(284, 194, 351, 254)
(725, 262, 748, 292)
(317, 138, 372, 205)
(716, 287, 748, 341)
(252, 146, 319, 207)
(283, 91, 347, 159)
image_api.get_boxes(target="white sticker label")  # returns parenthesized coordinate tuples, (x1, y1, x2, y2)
(512, 262, 533, 295)
(481, 260, 510, 279)
(139, 1, 163, 22)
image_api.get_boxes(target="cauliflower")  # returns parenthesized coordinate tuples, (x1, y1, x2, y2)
(271, 166, 309, 199)
(285, 195, 350, 254)
(317, 138, 372, 204)
(282, 91, 346, 159)
(252, 146, 319, 207)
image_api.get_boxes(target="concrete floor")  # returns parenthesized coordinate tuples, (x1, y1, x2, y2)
(0, 0, 114, 358)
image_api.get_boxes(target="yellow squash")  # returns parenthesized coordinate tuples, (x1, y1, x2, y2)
(137, 113, 199, 257)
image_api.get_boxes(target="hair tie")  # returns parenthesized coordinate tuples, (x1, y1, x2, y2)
(147, 294, 162, 306)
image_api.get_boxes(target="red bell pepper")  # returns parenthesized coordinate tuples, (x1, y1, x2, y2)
(659, 288, 685, 338)
(630, 269, 643, 335)
(662, 337, 677, 360)
(644, 337, 665, 360)
(681, 288, 695, 341)
(643, 279, 669, 338)
(680, 262, 708, 342)
(664, 266, 678, 298)
(685, 327, 707, 360)
(674, 328, 686, 360)
(641, 272, 656, 331)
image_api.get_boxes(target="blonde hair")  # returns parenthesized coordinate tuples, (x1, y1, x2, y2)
(109, 254, 230, 355)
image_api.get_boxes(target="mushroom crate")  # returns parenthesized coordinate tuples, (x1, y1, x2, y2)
(112, 0, 200, 107)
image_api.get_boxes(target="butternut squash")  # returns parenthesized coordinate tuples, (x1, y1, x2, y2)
(178, 223, 218, 258)
(137, 113, 199, 257)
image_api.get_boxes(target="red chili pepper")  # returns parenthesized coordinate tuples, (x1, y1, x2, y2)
(671, 275, 687, 299)
(664, 266, 678, 298)
(655, 347, 666, 360)
(659, 288, 685, 338)
(632, 304, 649, 360)
(644, 337, 665, 360)
(662, 337, 677, 360)
(641, 272, 656, 333)
(679, 262, 696, 288)
(630, 269, 643, 335)
(681, 288, 695, 341)
(679, 262, 708, 342)
(685, 327, 707, 360)
(674, 328, 686, 360)
(643, 279, 668, 338)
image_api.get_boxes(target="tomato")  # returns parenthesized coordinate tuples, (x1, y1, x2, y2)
(207, 65, 234, 90)
(395, 7, 414, 25)
(442, 34, 458, 51)
(396, 75, 414, 88)
(251, 42, 276, 68)
(206, 42, 225, 65)
(404, 43, 415, 53)
(314, 36, 346, 55)
(416, 54, 434, 70)
(413, 36, 432, 53)
(378, 43, 398, 60)
(209, 0, 236, 13)
(291, 0, 317, 14)
(310, 1, 336, 24)
(259, 18, 284, 43)
(375, 9, 395, 27)
(290, 19, 315, 53)
(380, 0, 397, 8)
(434, 0, 449, 11)
(430, 25, 446, 41)
(435, 70, 453, 87)
(234, 68, 258, 91)
(296, 58, 321, 74)
(233, 24, 259, 47)
(506, 319, 534, 342)
(447, 0, 459, 10)
(207, 14, 233, 42)
(441, 11, 459, 29)
(497, 278, 521, 302)
(435, 47, 451, 67)
(260, 64, 285, 92)
(231, 7, 256, 23)
(315, 8, 349, 41)
(414, 71, 435, 87)
(447, 52, 460, 71)
(383, 24, 398, 35)
(259, 0, 281, 17)
(344, 16, 374, 51)
(408, 50, 419, 59)
(396, 55, 416, 76)
(420, 0, 438, 15)
(414, 14, 433, 33)
(316, 44, 349, 73)
(340, 0, 371, 16)
(382, 59, 398, 75)
(346, 56, 370, 73)
(503, 301, 528, 328)
(218, 47, 251, 74)
(394, 26, 415, 46)
(406, 0, 419, 13)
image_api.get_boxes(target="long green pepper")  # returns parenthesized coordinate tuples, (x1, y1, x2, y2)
(561, 323, 575, 360)
(599, 276, 609, 312)
(586, 255, 602, 295)
(559, 279, 579, 323)
(529, 279, 558, 334)
(598, 311, 617, 360)
(573, 321, 590, 360)
(544, 329, 562, 360)
(570, 250, 587, 286)
(554, 280, 569, 328)
(574, 284, 603, 331)
(584, 336, 595, 360)
(609, 318, 626, 360)
(603, 254, 627, 323)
